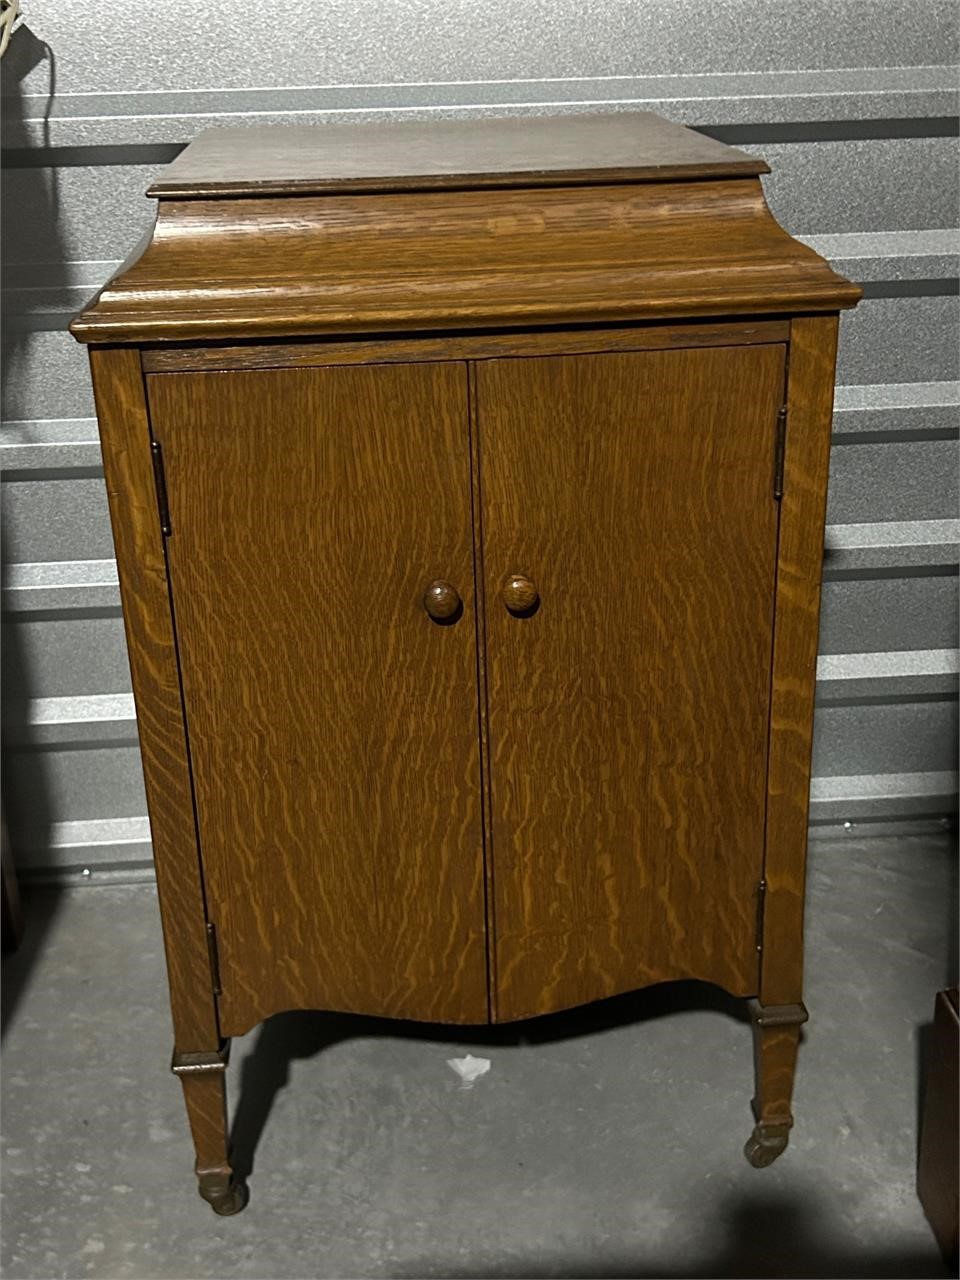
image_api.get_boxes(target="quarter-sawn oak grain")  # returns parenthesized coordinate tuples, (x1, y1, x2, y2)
(147, 361, 488, 1035)
(761, 315, 840, 1007)
(140, 321, 791, 373)
(89, 347, 220, 1050)
(173, 1049, 245, 1214)
(476, 345, 786, 1022)
(70, 114, 861, 1204)
(71, 180, 858, 345)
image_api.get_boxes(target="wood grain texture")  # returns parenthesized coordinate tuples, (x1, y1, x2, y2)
(72, 179, 859, 344)
(88, 347, 219, 1049)
(72, 115, 862, 1198)
(148, 113, 768, 198)
(918, 988, 959, 1265)
(476, 345, 786, 1022)
(146, 361, 488, 1035)
(175, 1059, 245, 1213)
(743, 998, 807, 1164)
(749, 999, 808, 1129)
(140, 320, 791, 374)
(501, 575, 540, 615)
(467, 362, 499, 1016)
(761, 315, 840, 1008)
(422, 579, 462, 621)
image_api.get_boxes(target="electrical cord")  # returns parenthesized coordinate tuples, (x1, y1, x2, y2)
(0, 0, 22, 58)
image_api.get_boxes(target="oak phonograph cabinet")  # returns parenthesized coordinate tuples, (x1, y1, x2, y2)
(71, 112, 860, 1214)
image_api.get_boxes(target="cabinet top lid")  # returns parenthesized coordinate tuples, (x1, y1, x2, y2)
(148, 112, 768, 198)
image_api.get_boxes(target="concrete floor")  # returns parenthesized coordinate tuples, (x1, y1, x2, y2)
(1, 831, 955, 1280)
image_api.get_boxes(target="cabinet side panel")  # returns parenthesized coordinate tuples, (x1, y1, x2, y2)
(88, 346, 219, 1049)
(762, 315, 840, 1007)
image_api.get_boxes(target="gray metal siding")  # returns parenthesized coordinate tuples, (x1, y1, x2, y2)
(2, 0, 957, 883)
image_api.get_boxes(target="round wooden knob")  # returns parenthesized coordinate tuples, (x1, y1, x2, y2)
(502, 574, 540, 614)
(423, 580, 462, 621)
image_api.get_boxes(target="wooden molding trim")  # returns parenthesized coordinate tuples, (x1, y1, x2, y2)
(748, 999, 810, 1029)
(171, 1040, 231, 1076)
(140, 319, 790, 373)
(71, 178, 859, 346)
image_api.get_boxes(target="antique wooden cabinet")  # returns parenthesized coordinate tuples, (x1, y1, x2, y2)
(71, 112, 860, 1214)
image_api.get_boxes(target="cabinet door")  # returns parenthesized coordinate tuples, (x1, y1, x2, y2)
(476, 345, 785, 1021)
(147, 362, 487, 1033)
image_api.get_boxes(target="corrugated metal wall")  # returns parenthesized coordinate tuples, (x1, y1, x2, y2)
(2, 0, 958, 884)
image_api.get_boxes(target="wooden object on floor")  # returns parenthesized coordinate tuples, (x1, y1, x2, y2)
(1, 809, 23, 953)
(71, 111, 859, 1213)
(918, 987, 959, 1266)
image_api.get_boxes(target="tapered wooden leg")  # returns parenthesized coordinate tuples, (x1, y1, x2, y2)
(744, 999, 808, 1167)
(171, 1041, 248, 1214)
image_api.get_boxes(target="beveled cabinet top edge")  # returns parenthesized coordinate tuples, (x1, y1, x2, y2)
(71, 113, 860, 346)
(147, 112, 769, 199)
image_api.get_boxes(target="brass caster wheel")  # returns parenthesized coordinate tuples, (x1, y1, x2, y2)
(199, 1178, 249, 1216)
(743, 1125, 789, 1168)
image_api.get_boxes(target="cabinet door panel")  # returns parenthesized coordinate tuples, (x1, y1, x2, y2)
(147, 362, 487, 1033)
(476, 345, 785, 1020)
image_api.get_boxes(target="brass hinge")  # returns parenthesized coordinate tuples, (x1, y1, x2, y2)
(150, 439, 172, 537)
(206, 921, 222, 996)
(755, 878, 767, 953)
(773, 406, 787, 501)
